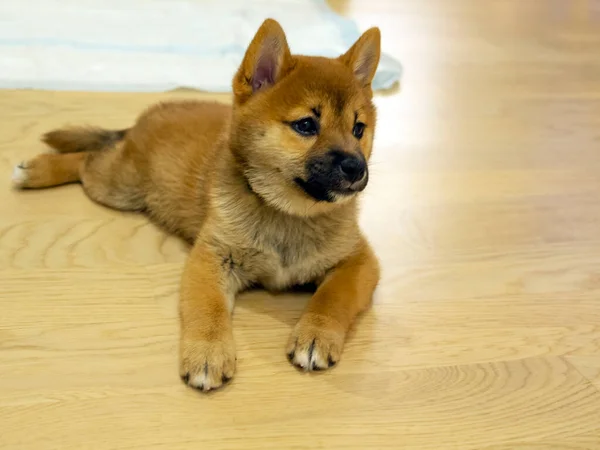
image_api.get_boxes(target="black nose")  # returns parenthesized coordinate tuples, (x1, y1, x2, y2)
(338, 154, 366, 183)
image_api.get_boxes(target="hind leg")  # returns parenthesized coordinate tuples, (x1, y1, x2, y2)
(79, 145, 146, 211)
(12, 152, 83, 189)
(13, 145, 146, 212)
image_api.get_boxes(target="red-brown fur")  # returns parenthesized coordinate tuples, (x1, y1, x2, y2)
(12, 19, 382, 391)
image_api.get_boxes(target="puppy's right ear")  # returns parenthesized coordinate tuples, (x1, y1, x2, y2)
(233, 19, 294, 105)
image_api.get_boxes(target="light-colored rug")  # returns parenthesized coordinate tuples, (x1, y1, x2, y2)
(0, 0, 401, 92)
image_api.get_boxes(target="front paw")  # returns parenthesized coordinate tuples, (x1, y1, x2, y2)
(286, 314, 345, 371)
(179, 336, 236, 392)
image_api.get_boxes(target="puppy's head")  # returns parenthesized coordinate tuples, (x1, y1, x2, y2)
(230, 19, 381, 217)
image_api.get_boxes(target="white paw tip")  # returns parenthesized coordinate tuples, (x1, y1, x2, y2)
(11, 164, 28, 187)
(294, 351, 311, 369)
(189, 373, 207, 388)
(293, 347, 328, 371)
(188, 373, 221, 391)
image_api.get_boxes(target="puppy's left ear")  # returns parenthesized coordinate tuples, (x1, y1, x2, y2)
(339, 28, 381, 89)
(233, 19, 294, 105)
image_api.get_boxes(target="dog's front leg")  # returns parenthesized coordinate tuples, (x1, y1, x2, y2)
(179, 240, 237, 391)
(287, 237, 380, 371)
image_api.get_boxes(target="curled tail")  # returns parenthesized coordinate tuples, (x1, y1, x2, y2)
(42, 127, 129, 153)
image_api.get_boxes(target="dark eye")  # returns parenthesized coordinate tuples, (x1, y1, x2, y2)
(291, 117, 319, 136)
(353, 122, 366, 139)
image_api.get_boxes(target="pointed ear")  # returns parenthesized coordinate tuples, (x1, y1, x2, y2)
(339, 27, 381, 88)
(233, 19, 294, 104)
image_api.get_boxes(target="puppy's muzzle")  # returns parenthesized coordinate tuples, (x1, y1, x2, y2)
(295, 150, 369, 202)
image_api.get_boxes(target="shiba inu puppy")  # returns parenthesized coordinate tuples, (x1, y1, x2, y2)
(12, 19, 382, 392)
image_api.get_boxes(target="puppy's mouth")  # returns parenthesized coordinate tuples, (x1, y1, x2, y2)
(294, 171, 368, 203)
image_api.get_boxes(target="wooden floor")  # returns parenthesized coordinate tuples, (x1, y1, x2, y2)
(2, 1, 600, 448)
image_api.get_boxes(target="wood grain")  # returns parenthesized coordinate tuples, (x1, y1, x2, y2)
(2, 0, 600, 448)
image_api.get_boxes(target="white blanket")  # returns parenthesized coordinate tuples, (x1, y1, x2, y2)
(0, 0, 402, 92)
